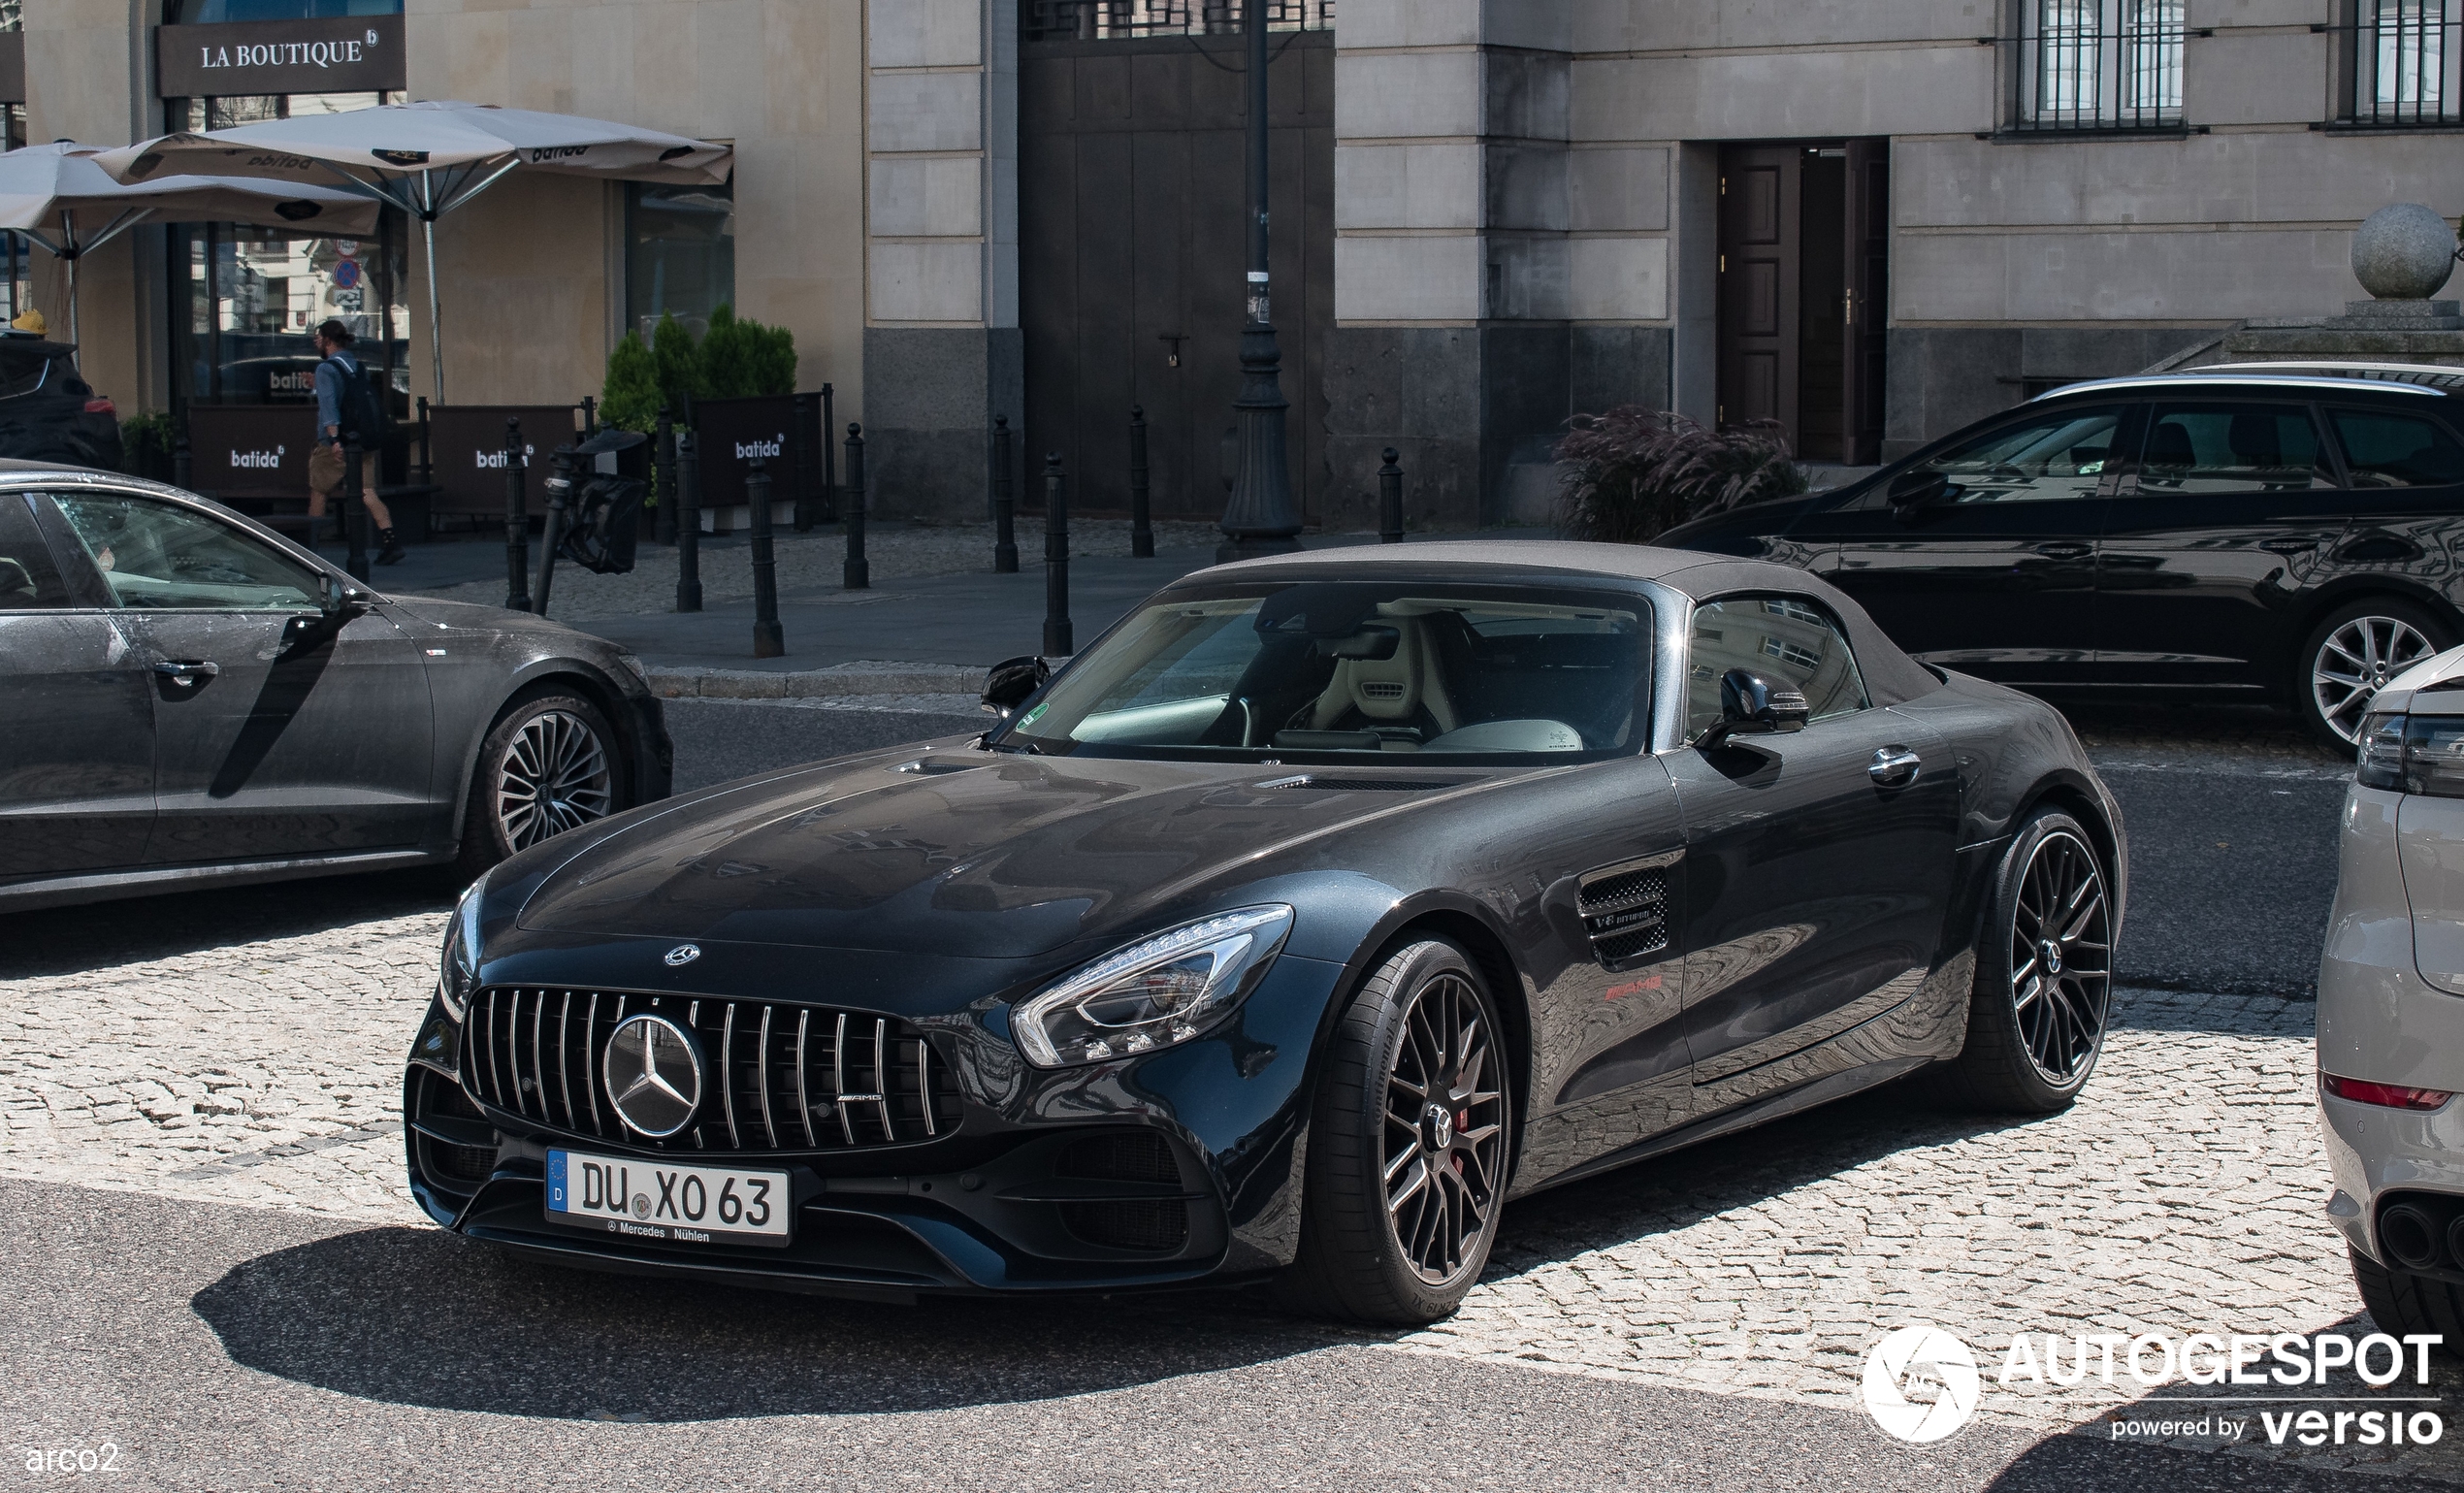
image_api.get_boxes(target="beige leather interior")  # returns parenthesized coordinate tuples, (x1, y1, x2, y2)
(1308, 610, 1459, 734)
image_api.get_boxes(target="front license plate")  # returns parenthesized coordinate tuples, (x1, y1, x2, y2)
(546, 1149, 792, 1248)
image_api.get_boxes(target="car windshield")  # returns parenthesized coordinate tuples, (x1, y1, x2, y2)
(995, 578, 1652, 763)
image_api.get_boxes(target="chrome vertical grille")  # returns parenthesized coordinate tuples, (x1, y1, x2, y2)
(461, 988, 958, 1153)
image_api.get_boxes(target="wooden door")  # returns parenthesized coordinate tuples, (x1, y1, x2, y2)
(1019, 28, 1333, 520)
(1716, 145, 1801, 451)
(1841, 140, 1891, 466)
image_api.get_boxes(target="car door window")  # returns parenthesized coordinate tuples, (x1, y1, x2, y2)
(1687, 595, 1868, 736)
(0, 493, 71, 609)
(49, 491, 320, 610)
(2138, 404, 2337, 495)
(1886, 406, 2127, 505)
(2328, 408, 2464, 488)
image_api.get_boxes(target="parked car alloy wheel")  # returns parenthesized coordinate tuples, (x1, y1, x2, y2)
(1927, 811, 2114, 1113)
(1284, 938, 1512, 1324)
(459, 693, 620, 874)
(2303, 600, 2448, 750)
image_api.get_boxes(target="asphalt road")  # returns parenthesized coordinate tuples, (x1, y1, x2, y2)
(663, 698, 2353, 997)
(4, 1174, 2444, 1493)
(0, 698, 2379, 1491)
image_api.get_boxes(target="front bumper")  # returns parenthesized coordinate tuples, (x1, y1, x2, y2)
(402, 952, 1347, 1301)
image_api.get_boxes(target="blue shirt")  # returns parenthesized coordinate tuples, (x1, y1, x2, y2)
(313, 351, 357, 445)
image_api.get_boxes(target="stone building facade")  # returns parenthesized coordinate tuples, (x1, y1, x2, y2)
(24, 0, 2464, 530)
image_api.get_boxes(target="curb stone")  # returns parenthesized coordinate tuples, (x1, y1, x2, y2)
(645, 661, 987, 701)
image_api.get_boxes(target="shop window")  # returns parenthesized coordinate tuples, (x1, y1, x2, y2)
(168, 0, 400, 21)
(626, 180, 734, 341)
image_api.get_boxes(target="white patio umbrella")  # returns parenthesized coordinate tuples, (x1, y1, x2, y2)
(0, 142, 381, 354)
(96, 102, 733, 404)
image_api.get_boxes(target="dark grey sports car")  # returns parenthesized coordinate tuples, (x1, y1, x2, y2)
(0, 464, 671, 911)
(405, 542, 2124, 1324)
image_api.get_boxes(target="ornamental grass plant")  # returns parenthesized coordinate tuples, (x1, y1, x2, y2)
(1554, 407, 1806, 544)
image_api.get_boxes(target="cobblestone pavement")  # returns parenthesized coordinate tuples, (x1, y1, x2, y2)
(405, 517, 1228, 622)
(5, 882, 2450, 1477)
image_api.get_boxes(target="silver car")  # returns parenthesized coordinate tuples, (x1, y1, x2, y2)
(2319, 644, 2464, 1337)
(0, 463, 671, 911)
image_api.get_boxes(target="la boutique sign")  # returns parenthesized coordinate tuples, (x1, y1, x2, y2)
(155, 14, 405, 99)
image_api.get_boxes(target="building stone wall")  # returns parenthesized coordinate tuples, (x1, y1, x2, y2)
(862, 0, 1020, 521)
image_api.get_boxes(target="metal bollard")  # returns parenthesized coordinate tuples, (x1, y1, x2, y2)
(1043, 452, 1072, 657)
(1379, 447, 1404, 543)
(843, 423, 869, 591)
(172, 429, 191, 492)
(992, 415, 1018, 573)
(654, 406, 677, 546)
(793, 391, 817, 533)
(747, 456, 786, 658)
(534, 445, 577, 617)
(342, 435, 371, 582)
(820, 383, 837, 523)
(1129, 406, 1154, 558)
(675, 430, 703, 612)
(414, 396, 432, 486)
(503, 417, 532, 612)
(580, 395, 598, 438)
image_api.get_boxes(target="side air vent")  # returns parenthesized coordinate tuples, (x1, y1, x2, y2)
(1256, 775, 1466, 793)
(1576, 853, 1679, 969)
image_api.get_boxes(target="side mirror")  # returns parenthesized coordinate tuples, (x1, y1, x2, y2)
(982, 655, 1051, 718)
(1697, 667, 1811, 751)
(1886, 469, 1948, 511)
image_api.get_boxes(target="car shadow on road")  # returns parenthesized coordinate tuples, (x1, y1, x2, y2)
(0, 866, 451, 980)
(190, 1220, 1350, 1421)
(187, 1081, 2059, 1423)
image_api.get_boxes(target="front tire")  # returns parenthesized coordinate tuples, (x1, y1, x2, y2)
(1927, 810, 2114, 1114)
(2299, 599, 2450, 751)
(455, 692, 623, 877)
(1281, 938, 1512, 1325)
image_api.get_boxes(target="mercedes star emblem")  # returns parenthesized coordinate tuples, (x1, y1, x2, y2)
(602, 1013, 703, 1138)
(664, 943, 701, 967)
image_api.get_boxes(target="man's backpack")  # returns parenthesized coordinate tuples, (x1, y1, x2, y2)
(323, 355, 395, 447)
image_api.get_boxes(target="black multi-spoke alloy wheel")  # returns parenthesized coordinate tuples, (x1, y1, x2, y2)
(2297, 597, 2451, 752)
(456, 692, 624, 876)
(1282, 937, 1511, 1324)
(1926, 810, 2114, 1114)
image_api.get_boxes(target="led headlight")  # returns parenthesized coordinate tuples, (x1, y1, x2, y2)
(1013, 905, 1294, 1068)
(437, 878, 486, 1021)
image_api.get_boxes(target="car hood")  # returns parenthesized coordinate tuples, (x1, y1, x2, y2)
(514, 750, 1490, 957)
(383, 594, 593, 635)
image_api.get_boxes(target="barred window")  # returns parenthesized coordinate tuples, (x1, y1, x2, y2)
(2345, 0, 2462, 126)
(1021, 0, 1330, 42)
(2016, 0, 2187, 131)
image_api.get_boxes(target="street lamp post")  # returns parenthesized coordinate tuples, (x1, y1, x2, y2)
(1216, 0, 1305, 563)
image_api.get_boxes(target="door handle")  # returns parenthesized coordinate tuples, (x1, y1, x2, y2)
(1869, 745, 1922, 787)
(2030, 541, 2093, 560)
(152, 660, 220, 687)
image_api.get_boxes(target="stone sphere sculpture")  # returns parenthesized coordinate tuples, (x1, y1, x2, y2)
(2352, 203, 2458, 300)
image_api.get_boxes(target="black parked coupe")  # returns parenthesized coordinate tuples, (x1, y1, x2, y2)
(0, 465, 670, 910)
(1660, 362, 2464, 748)
(405, 542, 2124, 1324)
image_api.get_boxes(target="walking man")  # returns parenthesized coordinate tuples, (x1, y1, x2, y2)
(308, 318, 404, 564)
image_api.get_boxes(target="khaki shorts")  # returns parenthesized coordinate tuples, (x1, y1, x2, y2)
(308, 443, 378, 499)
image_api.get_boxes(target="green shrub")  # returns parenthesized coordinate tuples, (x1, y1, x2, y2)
(120, 409, 177, 481)
(697, 303, 796, 399)
(1554, 408, 1806, 545)
(599, 331, 661, 433)
(650, 312, 707, 413)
